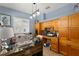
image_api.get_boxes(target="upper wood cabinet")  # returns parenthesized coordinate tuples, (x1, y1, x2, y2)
(59, 27, 68, 37)
(35, 23, 41, 34)
(51, 20, 59, 31)
(41, 19, 59, 31)
(69, 13, 79, 27)
(35, 23, 39, 30)
(58, 16, 69, 27)
(41, 22, 48, 30)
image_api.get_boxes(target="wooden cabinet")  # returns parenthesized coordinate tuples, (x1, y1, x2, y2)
(58, 16, 69, 55)
(51, 37, 59, 53)
(59, 37, 68, 55)
(51, 43, 58, 53)
(51, 37, 58, 44)
(43, 36, 59, 53)
(35, 23, 41, 34)
(51, 20, 59, 31)
(35, 13, 79, 56)
(68, 13, 79, 56)
(41, 19, 59, 31)
(41, 21, 51, 30)
(69, 47, 79, 56)
(41, 22, 47, 30)
(58, 16, 69, 27)
(68, 41, 79, 56)
(69, 13, 79, 27)
(69, 27, 79, 40)
(59, 27, 68, 37)
(52, 13, 79, 56)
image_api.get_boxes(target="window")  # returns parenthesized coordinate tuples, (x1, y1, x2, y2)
(12, 17, 30, 33)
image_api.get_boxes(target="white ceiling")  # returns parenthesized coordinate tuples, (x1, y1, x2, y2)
(0, 3, 69, 14)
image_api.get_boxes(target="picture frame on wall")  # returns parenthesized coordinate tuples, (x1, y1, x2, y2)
(0, 14, 11, 26)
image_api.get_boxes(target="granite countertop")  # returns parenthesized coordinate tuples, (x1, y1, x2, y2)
(0, 43, 33, 56)
(0, 40, 34, 56)
(0, 41, 42, 56)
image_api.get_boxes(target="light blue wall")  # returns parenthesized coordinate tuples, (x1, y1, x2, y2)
(39, 4, 79, 22)
(0, 6, 30, 19)
(29, 19, 35, 34)
(46, 4, 74, 20)
(0, 6, 35, 33)
(0, 6, 31, 26)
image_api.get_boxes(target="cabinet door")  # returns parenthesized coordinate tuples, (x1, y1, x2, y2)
(58, 16, 69, 27)
(51, 37, 58, 53)
(51, 20, 59, 31)
(51, 43, 58, 53)
(59, 27, 68, 37)
(51, 37, 58, 44)
(68, 41, 79, 56)
(69, 13, 79, 27)
(69, 27, 79, 41)
(41, 22, 46, 30)
(68, 13, 79, 56)
(35, 23, 41, 34)
(59, 37, 68, 55)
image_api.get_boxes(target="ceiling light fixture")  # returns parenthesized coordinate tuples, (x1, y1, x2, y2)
(33, 14, 36, 17)
(29, 16, 33, 19)
(36, 10, 40, 16)
(29, 3, 40, 19)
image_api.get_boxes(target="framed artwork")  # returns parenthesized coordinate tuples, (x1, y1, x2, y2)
(0, 14, 11, 26)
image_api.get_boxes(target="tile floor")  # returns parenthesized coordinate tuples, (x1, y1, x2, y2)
(43, 47, 63, 56)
